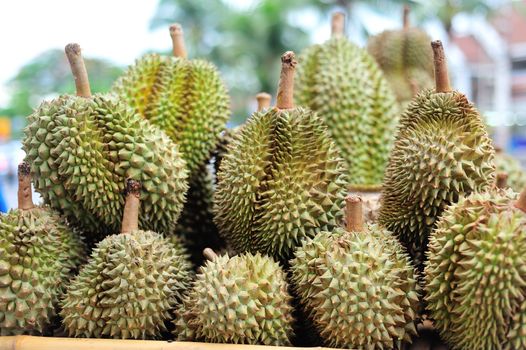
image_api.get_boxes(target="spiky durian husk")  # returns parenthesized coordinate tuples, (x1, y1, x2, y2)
(0, 207, 85, 335)
(174, 252, 294, 345)
(212, 127, 240, 176)
(61, 231, 192, 339)
(23, 94, 188, 236)
(214, 107, 348, 260)
(495, 152, 526, 193)
(112, 53, 230, 175)
(290, 227, 419, 349)
(295, 37, 399, 189)
(368, 28, 433, 105)
(379, 89, 495, 267)
(425, 189, 526, 350)
(173, 162, 224, 266)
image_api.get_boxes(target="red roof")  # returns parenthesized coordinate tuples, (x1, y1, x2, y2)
(451, 35, 493, 64)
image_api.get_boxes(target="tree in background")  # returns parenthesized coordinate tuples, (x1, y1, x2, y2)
(0, 49, 122, 118)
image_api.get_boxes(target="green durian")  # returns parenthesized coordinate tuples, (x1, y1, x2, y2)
(295, 12, 399, 189)
(173, 162, 224, 266)
(425, 187, 526, 350)
(378, 41, 495, 267)
(495, 149, 526, 193)
(61, 179, 193, 339)
(367, 6, 433, 106)
(112, 24, 230, 175)
(213, 93, 271, 175)
(290, 195, 419, 349)
(214, 51, 348, 260)
(23, 44, 188, 236)
(174, 249, 295, 345)
(0, 163, 85, 335)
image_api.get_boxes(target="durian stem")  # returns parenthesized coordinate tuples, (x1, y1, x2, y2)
(516, 186, 526, 213)
(121, 179, 141, 234)
(170, 24, 187, 58)
(17, 162, 34, 210)
(331, 12, 345, 37)
(496, 172, 508, 189)
(276, 51, 296, 110)
(203, 248, 218, 261)
(65, 43, 92, 98)
(256, 92, 271, 112)
(403, 5, 410, 30)
(345, 195, 364, 232)
(431, 40, 451, 93)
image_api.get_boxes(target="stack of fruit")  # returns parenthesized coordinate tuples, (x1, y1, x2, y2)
(1, 8, 525, 350)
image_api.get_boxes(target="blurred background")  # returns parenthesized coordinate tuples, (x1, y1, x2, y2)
(0, 0, 525, 210)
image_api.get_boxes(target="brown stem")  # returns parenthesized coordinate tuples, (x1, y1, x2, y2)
(403, 5, 410, 30)
(431, 40, 451, 93)
(65, 43, 91, 97)
(496, 172, 508, 189)
(331, 12, 345, 37)
(170, 23, 187, 58)
(276, 51, 296, 110)
(345, 195, 364, 232)
(256, 92, 271, 112)
(203, 248, 218, 261)
(17, 162, 34, 210)
(516, 186, 526, 213)
(121, 179, 141, 234)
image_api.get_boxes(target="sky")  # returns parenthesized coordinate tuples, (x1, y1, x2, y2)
(0, 1, 171, 105)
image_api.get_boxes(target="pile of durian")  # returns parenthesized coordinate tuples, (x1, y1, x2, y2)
(2, 9, 526, 350)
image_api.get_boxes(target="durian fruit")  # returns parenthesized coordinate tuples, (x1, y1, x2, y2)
(495, 148, 526, 193)
(23, 43, 188, 236)
(212, 92, 271, 175)
(378, 41, 495, 267)
(290, 195, 419, 349)
(61, 178, 193, 339)
(425, 186, 526, 350)
(174, 248, 295, 345)
(367, 6, 433, 106)
(295, 12, 399, 189)
(214, 52, 348, 260)
(112, 24, 230, 176)
(174, 162, 224, 266)
(0, 163, 85, 336)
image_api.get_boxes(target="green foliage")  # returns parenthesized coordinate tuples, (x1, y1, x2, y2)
(1, 49, 122, 118)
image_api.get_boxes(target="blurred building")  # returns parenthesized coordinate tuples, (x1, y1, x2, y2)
(449, 1, 526, 162)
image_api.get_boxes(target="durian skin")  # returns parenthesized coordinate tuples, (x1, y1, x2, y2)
(60, 231, 192, 339)
(23, 94, 188, 236)
(379, 89, 495, 266)
(174, 162, 224, 266)
(295, 37, 399, 188)
(0, 207, 85, 335)
(214, 107, 348, 260)
(174, 252, 295, 346)
(368, 28, 434, 105)
(425, 189, 526, 350)
(495, 152, 526, 193)
(112, 53, 230, 175)
(290, 227, 419, 349)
